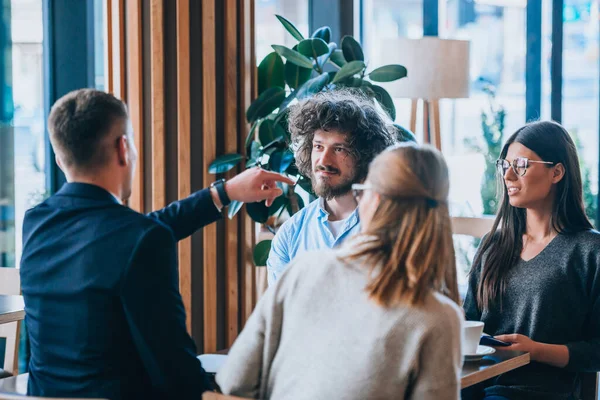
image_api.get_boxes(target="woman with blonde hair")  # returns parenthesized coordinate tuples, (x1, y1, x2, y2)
(217, 143, 463, 400)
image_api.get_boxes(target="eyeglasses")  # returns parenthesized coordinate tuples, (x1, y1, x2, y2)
(496, 157, 555, 177)
(351, 183, 372, 203)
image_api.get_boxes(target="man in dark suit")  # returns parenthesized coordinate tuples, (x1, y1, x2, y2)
(19, 89, 294, 400)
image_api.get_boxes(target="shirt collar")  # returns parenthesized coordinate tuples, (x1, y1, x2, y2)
(316, 197, 360, 227)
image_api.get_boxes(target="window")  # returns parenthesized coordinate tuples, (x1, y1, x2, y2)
(363, 0, 423, 127)
(440, 1, 527, 218)
(93, 0, 106, 90)
(542, 0, 599, 226)
(0, 0, 45, 270)
(255, 0, 310, 62)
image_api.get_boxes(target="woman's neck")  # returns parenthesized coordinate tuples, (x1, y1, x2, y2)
(525, 205, 556, 242)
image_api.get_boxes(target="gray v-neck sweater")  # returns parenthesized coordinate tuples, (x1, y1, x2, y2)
(464, 229, 600, 400)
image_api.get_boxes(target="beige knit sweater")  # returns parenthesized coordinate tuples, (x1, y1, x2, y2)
(216, 244, 463, 400)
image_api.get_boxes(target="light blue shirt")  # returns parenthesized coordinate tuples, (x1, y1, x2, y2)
(266, 197, 360, 284)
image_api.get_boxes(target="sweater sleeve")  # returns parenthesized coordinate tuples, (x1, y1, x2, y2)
(409, 302, 462, 400)
(463, 247, 483, 322)
(565, 250, 600, 371)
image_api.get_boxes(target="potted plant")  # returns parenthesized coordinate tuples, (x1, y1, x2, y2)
(209, 15, 414, 265)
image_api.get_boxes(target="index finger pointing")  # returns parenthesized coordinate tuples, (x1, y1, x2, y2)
(258, 169, 296, 185)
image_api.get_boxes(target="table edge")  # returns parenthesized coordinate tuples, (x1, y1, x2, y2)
(0, 310, 25, 325)
(461, 352, 530, 389)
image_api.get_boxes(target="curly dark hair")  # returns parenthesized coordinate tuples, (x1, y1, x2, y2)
(287, 89, 397, 183)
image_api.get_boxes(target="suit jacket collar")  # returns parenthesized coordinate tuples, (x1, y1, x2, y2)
(56, 182, 122, 205)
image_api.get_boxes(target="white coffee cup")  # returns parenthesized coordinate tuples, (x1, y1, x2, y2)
(463, 321, 484, 355)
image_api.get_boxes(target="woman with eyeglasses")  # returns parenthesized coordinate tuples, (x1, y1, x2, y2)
(217, 143, 463, 399)
(463, 120, 600, 400)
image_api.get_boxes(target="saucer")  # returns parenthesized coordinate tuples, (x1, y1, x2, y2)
(464, 345, 495, 362)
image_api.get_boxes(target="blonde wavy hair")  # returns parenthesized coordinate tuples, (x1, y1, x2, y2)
(342, 143, 459, 306)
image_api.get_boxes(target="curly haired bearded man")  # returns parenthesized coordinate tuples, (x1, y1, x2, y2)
(267, 89, 397, 284)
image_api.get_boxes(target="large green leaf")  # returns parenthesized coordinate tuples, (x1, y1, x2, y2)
(393, 123, 417, 143)
(258, 52, 285, 94)
(279, 91, 299, 114)
(269, 149, 295, 173)
(246, 202, 269, 224)
(341, 36, 364, 62)
(286, 193, 306, 216)
(284, 61, 312, 90)
(268, 195, 288, 216)
(317, 43, 337, 69)
(227, 200, 244, 219)
(259, 119, 286, 145)
(329, 50, 347, 68)
(246, 87, 286, 123)
(244, 121, 259, 153)
(253, 240, 272, 266)
(343, 77, 364, 88)
(332, 60, 365, 83)
(296, 72, 330, 99)
(246, 140, 262, 168)
(208, 153, 243, 174)
(297, 177, 314, 195)
(368, 64, 408, 82)
(275, 15, 304, 41)
(371, 84, 396, 121)
(272, 45, 313, 69)
(311, 26, 331, 43)
(297, 38, 329, 59)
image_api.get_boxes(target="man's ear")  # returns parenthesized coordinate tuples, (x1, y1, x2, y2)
(552, 163, 565, 184)
(116, 135, 128, 166)
(55, 155, 64, 171)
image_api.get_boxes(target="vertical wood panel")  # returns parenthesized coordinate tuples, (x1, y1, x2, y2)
(117, 0, 127, 100)
(239, 0, 256, 325)
(150, 0, 166, 210)
(202, 0, 218, 353)
(176, 0, 192, 333)
(122, 0, 256, 350)
(224, 0, 239, 348)
(126, 0, 144, 212)
(105, 0, 114, 94)
(107, 0, 127, 101)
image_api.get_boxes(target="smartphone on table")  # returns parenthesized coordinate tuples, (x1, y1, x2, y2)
(480, 335, 511, 347)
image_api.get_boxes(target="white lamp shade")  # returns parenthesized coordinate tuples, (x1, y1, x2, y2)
(376, 37, 471, 100)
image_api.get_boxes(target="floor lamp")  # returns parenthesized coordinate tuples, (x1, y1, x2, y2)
(377, 37, 470, 150)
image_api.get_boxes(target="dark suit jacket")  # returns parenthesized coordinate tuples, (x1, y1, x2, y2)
(20, 182, 222, 400)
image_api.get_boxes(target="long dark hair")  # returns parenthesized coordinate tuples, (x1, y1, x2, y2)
(474, 120, 592, 311)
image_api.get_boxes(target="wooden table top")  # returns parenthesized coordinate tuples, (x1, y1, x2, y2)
(461, 349, 530, 388)
(0, 295, 24, 325)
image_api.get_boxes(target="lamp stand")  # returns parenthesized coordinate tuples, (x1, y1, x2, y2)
(409, 99, 442, 150)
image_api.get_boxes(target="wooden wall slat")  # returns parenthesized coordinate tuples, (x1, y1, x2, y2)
(239, 0, 256, 325)
(117, 0, 127, 100)
(106, 0, 127, 101)
(202, 0, 218, 353)
(121, 0, 257, 350)
(224, 0, 239, 348)
(105, 0, 114, 94)
(126, 0, 144, 212)
(150, 0, 165, 210)
(176, 0, 192, 333)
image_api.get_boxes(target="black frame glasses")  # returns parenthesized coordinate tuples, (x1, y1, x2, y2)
(496, 157, 555, 177)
